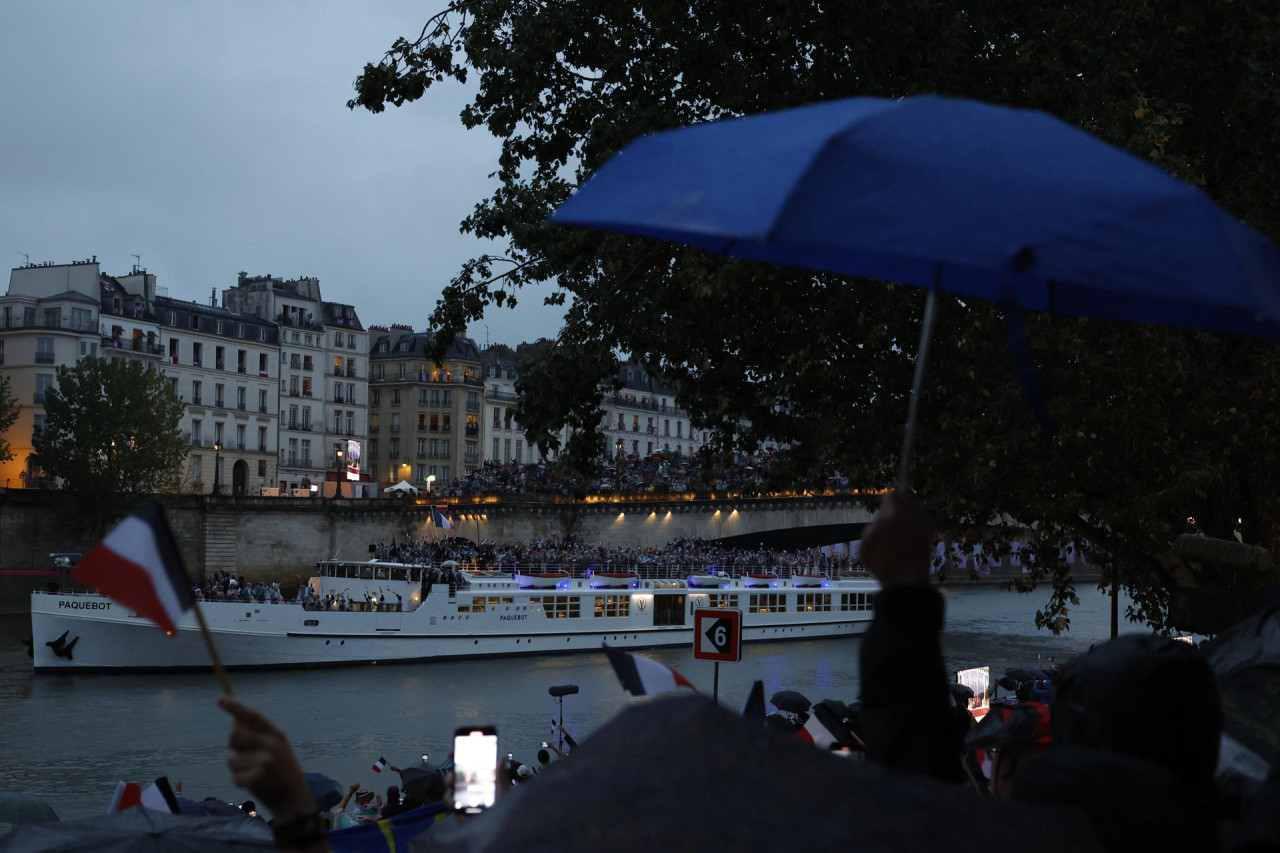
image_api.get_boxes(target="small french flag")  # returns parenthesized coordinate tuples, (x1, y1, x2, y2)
(108, 777, 179, 814)
(603, 644, 696, 696)
(431, 507, 455, 531)
(792, 704, 848, 750)
(372, 756, 388, 773)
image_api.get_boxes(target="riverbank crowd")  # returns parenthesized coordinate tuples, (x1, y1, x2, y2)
(436, 455, 854, 498)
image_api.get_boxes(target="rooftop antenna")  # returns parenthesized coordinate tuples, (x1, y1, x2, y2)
(19, 252, 29, 266)
(131, 253, 142, 274)
(484, 324, 490, 349)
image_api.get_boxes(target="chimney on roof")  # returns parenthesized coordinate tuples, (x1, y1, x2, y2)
(210, 287, 216, 306)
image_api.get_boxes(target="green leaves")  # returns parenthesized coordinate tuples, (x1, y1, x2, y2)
(34, 359, 186, 535)
(352, 0, 1280, 631)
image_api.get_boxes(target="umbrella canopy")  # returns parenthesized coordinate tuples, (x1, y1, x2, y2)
(399, 766, 447, 803)
(415, 695, 1098, 851)
(0, 794, 58, 826)
(769, 689, 812, 714)
(303, 771, 343, 811)
(553, 94, 1280, 340)
(1204, 603, 1280, 800)
(0, 807, 273, 852)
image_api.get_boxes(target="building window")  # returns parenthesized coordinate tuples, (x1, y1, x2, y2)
(215, 384, 225, 407)
(392, 389, 401, 405)
(35, 337, 55, 364)
(390, 438, 400, 456)
(191, 420, 202, 444)
(236, 424, 246, 450)
(193, 342, 203, 366)
(191, 456, 202, 483)
(258, 426, 267, 452)
(237, 387, 246, 410)
(259, 353, 268, 374)
(371, 390, 380, 405)
(34, 374, 53, 405)
(420, 389, 429, 406)
(259, 389, 268, 413)
(442, 390, 452, 406)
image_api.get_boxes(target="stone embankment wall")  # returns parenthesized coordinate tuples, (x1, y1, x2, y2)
(0, 490, 1095, 613)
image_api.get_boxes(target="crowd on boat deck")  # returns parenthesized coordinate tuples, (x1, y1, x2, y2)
(367, 533, 862, 575)
(195, 572, 285, 602)
(436, 455, 853, 498)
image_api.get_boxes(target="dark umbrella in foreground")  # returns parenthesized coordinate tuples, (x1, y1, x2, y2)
(399, 766, 447, 803)
(0, 793, 58, 826)
(769, 689, 811, 714)
(0, 807, 273, 852)
(303, 771, 343, 812)
(551, 94, 1280, 484)
(1204, 603, 1280, 801)
(415, 695, 1099, 852)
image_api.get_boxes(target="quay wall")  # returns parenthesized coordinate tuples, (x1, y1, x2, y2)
(0, 490, 1097, 613)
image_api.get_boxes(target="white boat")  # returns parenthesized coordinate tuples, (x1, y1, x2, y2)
(28, 560, 880, 672)
(687, 573, 727, 588)
(790, 573, 828, 587)
(743, 572, 780, 588)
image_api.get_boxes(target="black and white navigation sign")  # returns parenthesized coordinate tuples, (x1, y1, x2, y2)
(694, 608, 742, 662)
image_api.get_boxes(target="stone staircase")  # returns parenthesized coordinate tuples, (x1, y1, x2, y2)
(204, 511, 239, 574)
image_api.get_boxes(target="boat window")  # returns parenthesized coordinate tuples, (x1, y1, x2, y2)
(541, 595, 580, 619)
(469, 598, 486, 613)
(798, 593, 832, 612)
(501, 597, 514, 604)
(360, 566, 374, 580)
(708, 593, 738, 609)
(593, 595, 630, 618)
(840, 592, 874, 612)
(304, 619, 319, 626)
(749, 593, 785, 614)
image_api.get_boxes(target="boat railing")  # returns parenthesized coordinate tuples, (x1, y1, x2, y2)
(333, 558, 870, 584)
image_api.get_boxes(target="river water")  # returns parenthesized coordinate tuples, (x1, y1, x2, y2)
(0, 584, 1141, 821)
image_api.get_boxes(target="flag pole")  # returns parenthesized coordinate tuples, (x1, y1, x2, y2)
(191, 601, 233, 695)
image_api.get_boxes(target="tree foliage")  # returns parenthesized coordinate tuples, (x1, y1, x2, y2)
(0, 376, 18, 463)
(34, 359, 186, 534)
(351, 0, 1280, 631)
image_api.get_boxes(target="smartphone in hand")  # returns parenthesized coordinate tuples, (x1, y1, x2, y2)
(452, 726, 498, 813)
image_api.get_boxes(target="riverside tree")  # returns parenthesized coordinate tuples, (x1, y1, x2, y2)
(0, 376, 18, 464)
(34, 358, 186, 535)
(349, 1, 1280, 631)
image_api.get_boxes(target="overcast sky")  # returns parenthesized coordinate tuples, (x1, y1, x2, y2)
(1, 1, 567, 347)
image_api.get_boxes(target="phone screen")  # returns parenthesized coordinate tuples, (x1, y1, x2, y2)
(452, 727, 498, 812)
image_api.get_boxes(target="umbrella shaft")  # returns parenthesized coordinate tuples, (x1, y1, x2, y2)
(898, 286, 939, 491)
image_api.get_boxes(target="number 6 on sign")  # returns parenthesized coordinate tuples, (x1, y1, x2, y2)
(694, 608, 742, 662)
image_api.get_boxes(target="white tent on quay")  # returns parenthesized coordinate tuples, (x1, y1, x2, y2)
(384, 480, 420, 494)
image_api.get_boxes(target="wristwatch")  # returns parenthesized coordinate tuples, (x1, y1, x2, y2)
(272, 811, 326, 848)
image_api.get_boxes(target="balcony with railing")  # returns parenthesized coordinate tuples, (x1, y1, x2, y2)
(465, 425, 479, 437)
(34, 351, 55, 364)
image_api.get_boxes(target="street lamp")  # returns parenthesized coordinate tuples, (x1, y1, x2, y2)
(425, 474, 436, 495)
(615, 439, 623, 494)
(212, 441, 222, 495)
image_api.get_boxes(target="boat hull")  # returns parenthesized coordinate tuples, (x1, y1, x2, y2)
(30, 572, 879, 673)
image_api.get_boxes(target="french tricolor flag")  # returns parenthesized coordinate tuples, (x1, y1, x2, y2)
(372, 756, 388, 773)
(603, 644, 696, 696)
(792, 703, 848, 750)
(73, 501, 193, 636)
(432, 506, 455, 530)
(108, 777, 179, 814)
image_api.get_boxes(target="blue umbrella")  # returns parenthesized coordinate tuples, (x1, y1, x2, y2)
(552, 95, 1280, 482)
